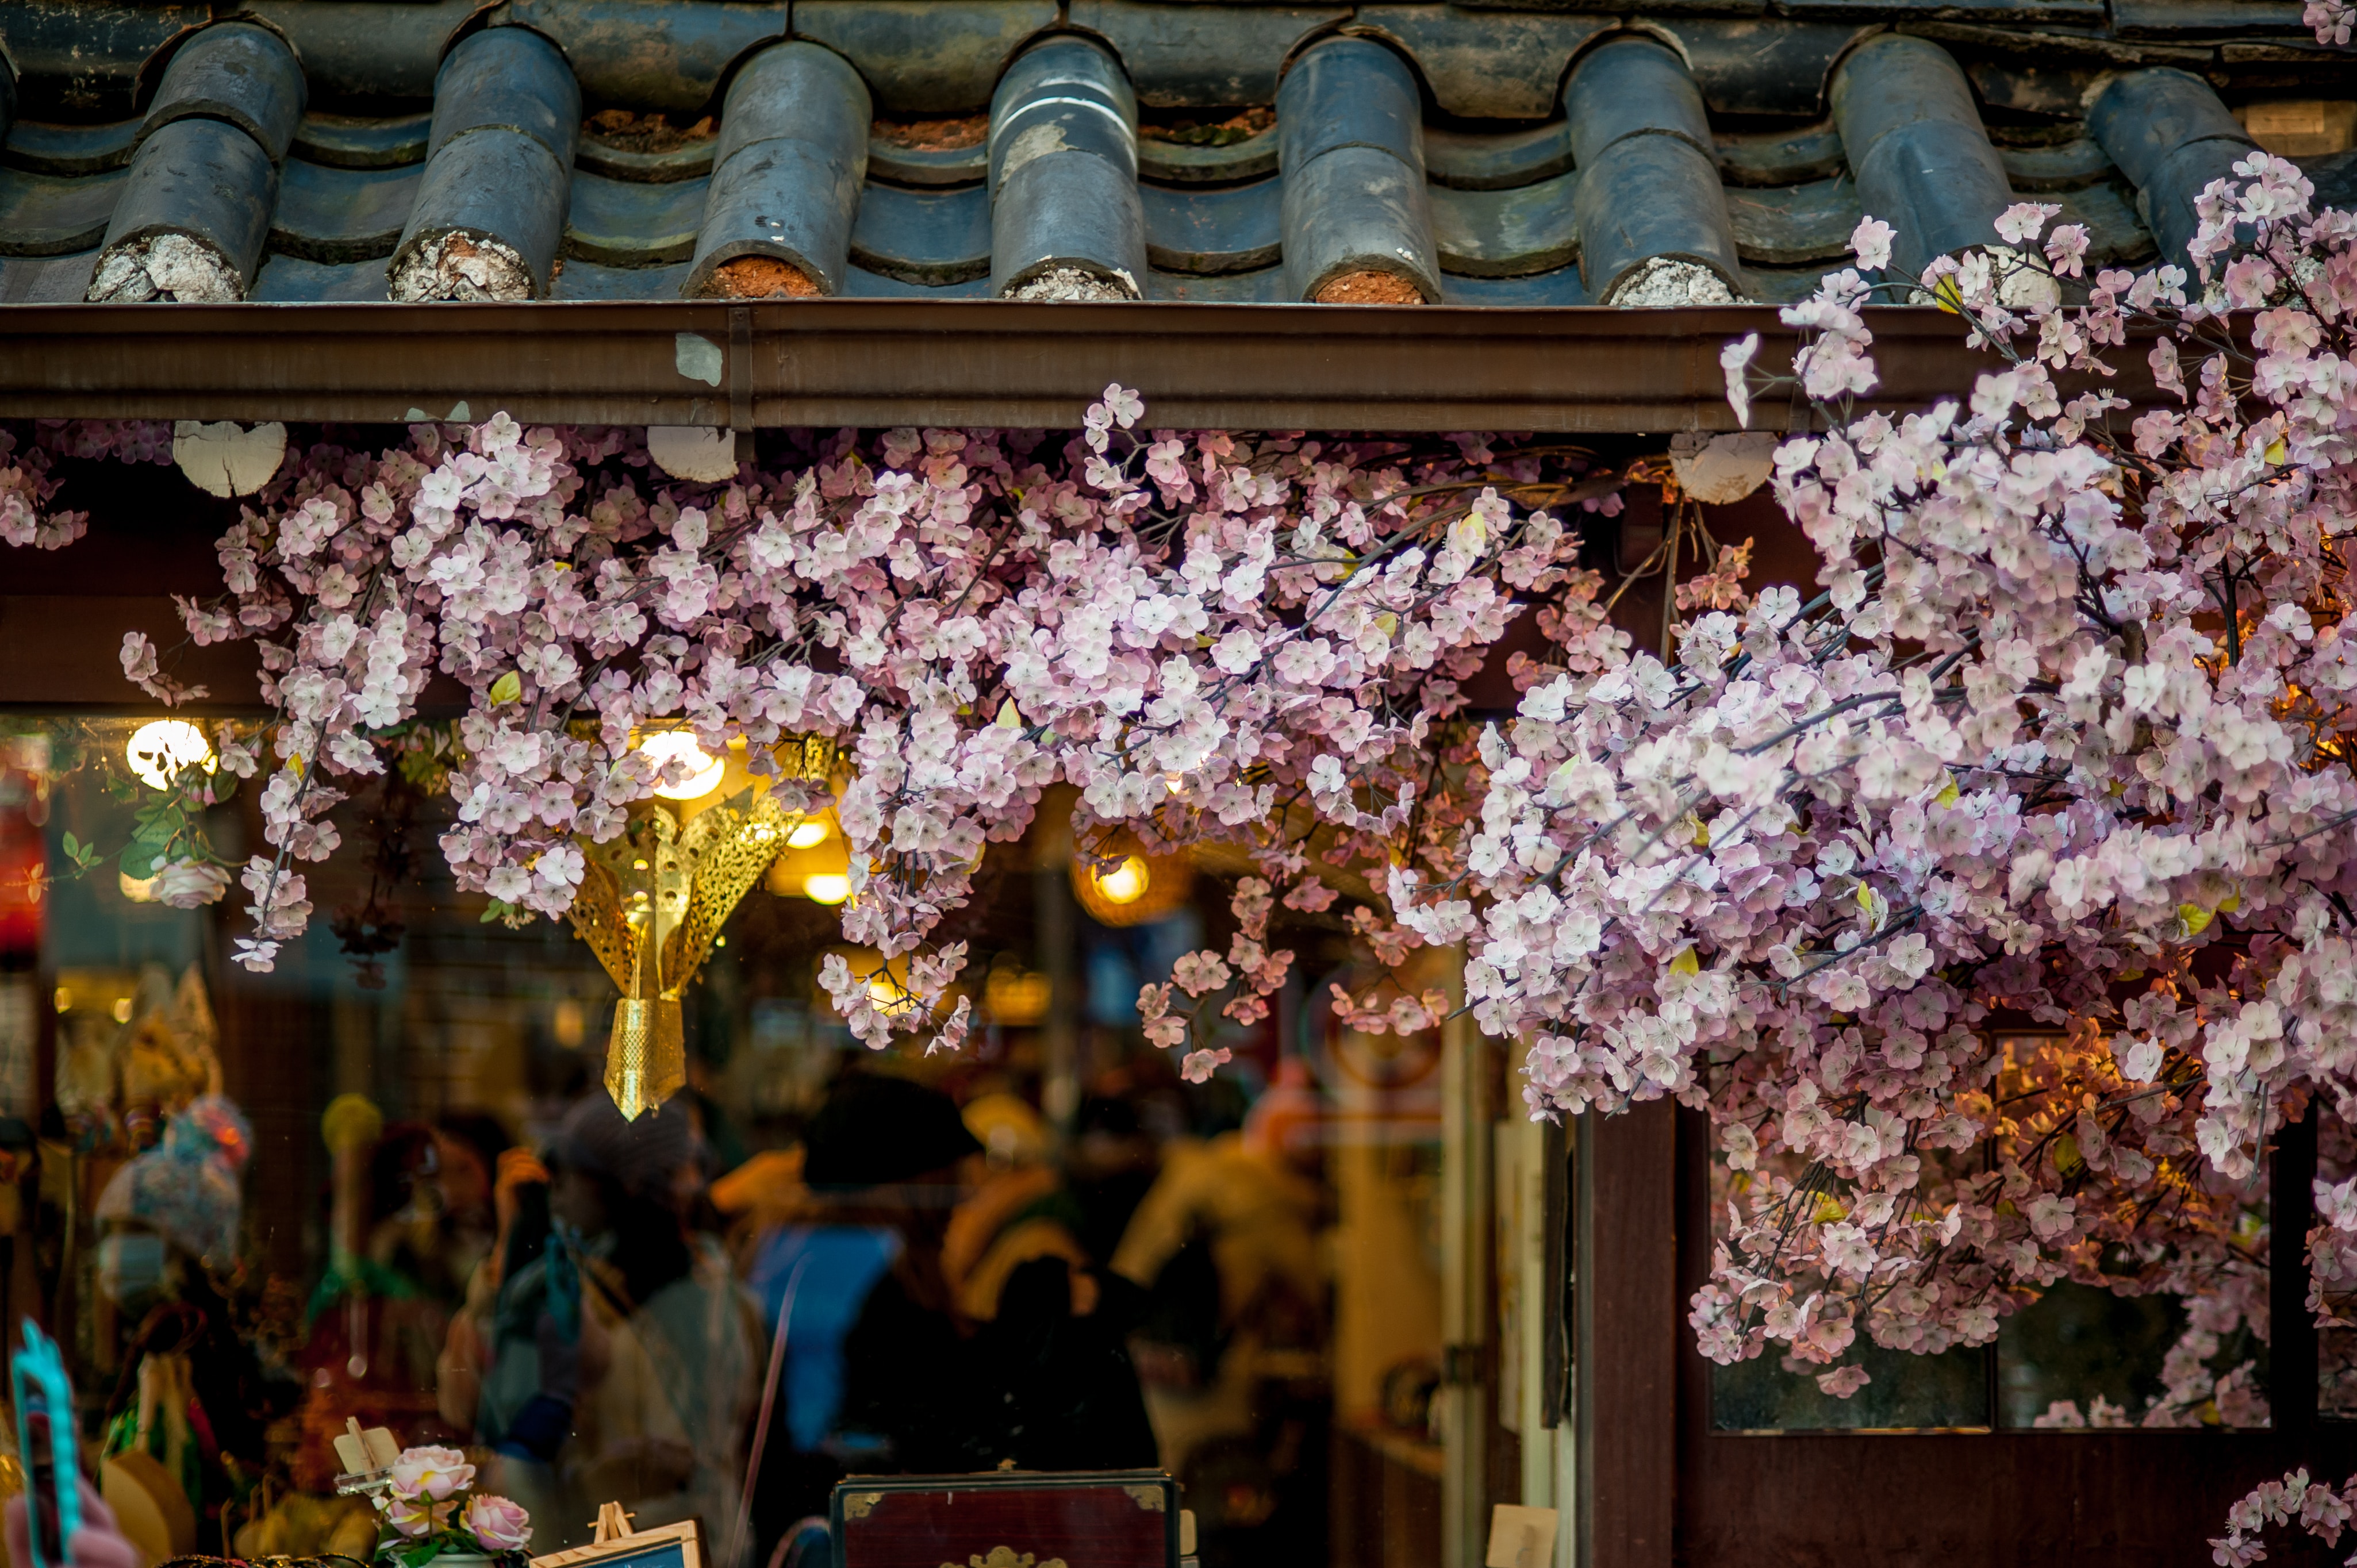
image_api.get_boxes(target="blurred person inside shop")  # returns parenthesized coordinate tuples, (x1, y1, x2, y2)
(459, 1094, 762, 1563)
(367, 1113, 509, 1308)
(92, 1094, 271, 1551)
(1112, 1056, 1331, 1558)
(947, 1092, 1158, 1471)
(739, 1073, 1157, 1558)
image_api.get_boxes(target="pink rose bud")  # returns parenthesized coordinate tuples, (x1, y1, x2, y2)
(389, 1446, 476, 1502)
(463, 1495, 533, 1552)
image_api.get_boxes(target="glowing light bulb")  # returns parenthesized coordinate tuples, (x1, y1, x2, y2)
(126, 719, 216, 791)
(1095, 855, 1149, 905)
(786, 820, 830, 850)
(803, 873, 851, 905)
(639, 731, 725, 800)
(867, 975, 920, 1017)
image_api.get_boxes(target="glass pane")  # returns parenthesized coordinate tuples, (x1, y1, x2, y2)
(1712, 1341, 1989, 1432)
(1995, 1282, 2187, 1427)
(1705, 1121, 1990, 1431)
(0, 715, 1456, 1568)
(1707, 1032, 2276, 1435)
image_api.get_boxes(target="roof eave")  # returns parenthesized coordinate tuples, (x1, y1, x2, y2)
(0, 298, 2122, 433)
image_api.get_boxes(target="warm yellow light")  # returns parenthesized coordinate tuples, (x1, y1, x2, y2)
(52, 988, 70, 1014)
(119, 871, 159, 903)
(803, 873, 851, 905)
(126, 720, 215, 791)
(111, 997, 132, 1024)
(1094, 855, 1149, 905)
(786, 820, 830, 850)
(639, 731, 725, 800)
(867, 975, 920, 1017)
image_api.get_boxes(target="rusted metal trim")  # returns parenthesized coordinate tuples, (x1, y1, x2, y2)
(0, 299, 2140, 432)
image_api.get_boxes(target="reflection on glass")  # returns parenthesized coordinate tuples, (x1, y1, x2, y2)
(1713, 1342, 1990, 1431)
(1996, 1282, 2186, 1428)
(0, 718, 1459, 1568)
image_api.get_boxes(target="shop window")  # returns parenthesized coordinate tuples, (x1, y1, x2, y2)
(0, 718, 1458, 1568)
(1707, 1033, 2274, 1434)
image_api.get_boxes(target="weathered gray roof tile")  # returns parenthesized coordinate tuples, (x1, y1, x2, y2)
(869, 134, 988, 187)
(271, 158, 422, 263)
(495, 0, 788, 115)
(1138, 125, 1277, 185)
(851, 182, 992, 285)
(1144, 176, 1281, 273)
(1351, 6, 1611, 117)
(1146, 266, 1289, 301)
(11, 1, 2334, 313)
(3, 117, 141, 177)
(1071, 1, 1348, 107)
(553, 256, 695, 298)
(251, 251, 389, 301)
(566, 167, 705, 266)
(0, 248, 98, 302)
(1724, 173, 1858, 264)
(295, 110, 432, 171)
(689, 41, 871, 296)
(1429, 174, 1582, 276)
(847, 264, 992, 297)
(1716, 122, 1848, 186)
(794, 1, 1058, 113)
(1999, 135, 2117, 189)
(1443, 265, 1591, 305)
(0, 164, 127, 256)
(1426, 120, 1574, 192)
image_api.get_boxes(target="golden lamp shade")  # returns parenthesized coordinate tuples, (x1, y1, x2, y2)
(566, 731, 836, 1119)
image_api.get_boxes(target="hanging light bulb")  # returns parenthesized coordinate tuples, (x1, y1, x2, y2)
(803, 873, 851, 905)
(638, 730, 725, 801)
(1071, 839, 1190, 927)
(125, 720, 215, 791)
(1094, 855, 1149, 905)
(786, 820, 830, 850)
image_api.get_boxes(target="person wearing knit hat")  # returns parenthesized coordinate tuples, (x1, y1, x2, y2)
(797, 1072, 980, 1190)
(739, 1071, 985, 1549)
(551, 1094, 703, 1204)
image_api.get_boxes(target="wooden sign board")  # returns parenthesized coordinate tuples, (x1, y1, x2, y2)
(531, 1517, 703, 1568)
(831, 1471, 1177, 1568)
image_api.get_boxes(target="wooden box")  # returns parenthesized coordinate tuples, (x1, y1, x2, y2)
(831, 1470, 1178, 1568)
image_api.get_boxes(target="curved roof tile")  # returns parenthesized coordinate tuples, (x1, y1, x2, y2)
(3, 2, 2345, 311)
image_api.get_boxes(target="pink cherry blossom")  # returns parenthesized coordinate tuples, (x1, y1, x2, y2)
(3, 62, 2355, 1548)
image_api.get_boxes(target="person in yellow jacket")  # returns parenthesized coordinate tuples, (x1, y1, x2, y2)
(941, 1094, 1097, 1321)
(1110, 1061, 1329, 1476)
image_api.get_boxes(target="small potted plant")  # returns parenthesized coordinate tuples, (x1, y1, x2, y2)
(371, 1446, 533, 1567)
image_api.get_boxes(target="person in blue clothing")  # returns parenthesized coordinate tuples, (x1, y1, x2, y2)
(463, 1095, 762, 1564)
(742, 1071, 1156, 1563)
(742, 1071, 984, 1559)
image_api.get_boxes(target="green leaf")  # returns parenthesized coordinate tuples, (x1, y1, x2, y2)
(482, 899, 516, 924)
